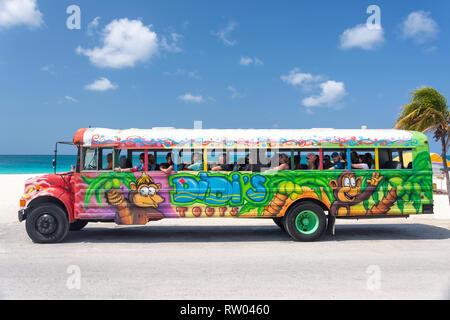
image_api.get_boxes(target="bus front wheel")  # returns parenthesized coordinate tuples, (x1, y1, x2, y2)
(25, 203, 69, 243)
(283, 202, 326, 242)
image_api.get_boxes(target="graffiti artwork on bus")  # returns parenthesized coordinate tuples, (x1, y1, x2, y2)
(79, 152, 433, 221)
(82, 172, 167, 224)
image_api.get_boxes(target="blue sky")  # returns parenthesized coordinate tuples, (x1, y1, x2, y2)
(0, 0, 449, 154)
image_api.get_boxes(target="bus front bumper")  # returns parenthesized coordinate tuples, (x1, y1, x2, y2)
(18, 209, 28, 222)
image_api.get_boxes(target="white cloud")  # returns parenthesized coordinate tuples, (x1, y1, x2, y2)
(76, 18, 158, 68)
(302, 81, 347, 108)
(179, 93, 203, 103)
(212, 21, 237, 46)
(239, 56, 252, 66)
(163, 69, 201, 80)
(228, 86, 245, 99)
(84, 77, 118, 91)
(339, 24, 385, 50)
(0, 0, 43, 29)
(282, 68, 346, 108)
(401, 11, 438, 43)
(160, 32, 182, 53)
(280, 68, 322, 88)
(65, 96, 78, 103)
(239, 56, 263, 66)
(87, 16, 100, 36)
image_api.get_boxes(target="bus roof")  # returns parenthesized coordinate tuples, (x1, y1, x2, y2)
(73, 127, 424, 149)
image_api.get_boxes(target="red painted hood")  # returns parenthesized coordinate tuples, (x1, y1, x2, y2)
(21, 173, 74, 206)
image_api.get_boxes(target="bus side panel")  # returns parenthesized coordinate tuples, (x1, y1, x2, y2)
(73, 171, 178, 224)
(168, 171, 266, 218)
(167, 169, 416, 218)
(73, 154, 434, 223)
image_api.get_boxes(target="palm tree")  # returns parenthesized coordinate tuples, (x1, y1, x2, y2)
(394, 87, 450, 204)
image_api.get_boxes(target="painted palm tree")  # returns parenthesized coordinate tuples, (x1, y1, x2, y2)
(82, 172, 136, 209)
(363, 152, 433, 214)
(394, 86, 450, 204)
(238, 172, 333, 217)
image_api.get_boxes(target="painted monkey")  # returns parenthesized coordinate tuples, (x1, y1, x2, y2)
(329, 171, 383, 216)
(106, 173, 165, 224)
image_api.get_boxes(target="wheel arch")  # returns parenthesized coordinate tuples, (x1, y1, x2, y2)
(27, 196, 73, 222)
(284, 197, 330, 216)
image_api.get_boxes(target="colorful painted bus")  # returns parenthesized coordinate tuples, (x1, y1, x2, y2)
(18, 128, 434, 243)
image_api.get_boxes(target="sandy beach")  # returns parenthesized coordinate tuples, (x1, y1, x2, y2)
(1, 173, 449, 224)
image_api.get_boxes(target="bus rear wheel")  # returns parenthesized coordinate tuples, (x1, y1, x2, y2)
(283, 202, 326, 242)
(25, 203, 69, 243)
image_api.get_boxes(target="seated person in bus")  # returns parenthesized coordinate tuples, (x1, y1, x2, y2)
(118, 156, 127, 169)
(239, 154, 252, 171)
(306, 153, 319, 170)
(148, 154, 157, 171)
(323, 155, 333, 170)
(105, 153, 113, 170)
(186, 153, 203, 171)
(351, 151, 369, 170)
(160, 152, 179, 174)
(211, 154, 233, 171)
(363, 153, 375, 169)
(115, 153, 145, 172)
(328, 152, 346, 170)
(272, 154, 290, 171)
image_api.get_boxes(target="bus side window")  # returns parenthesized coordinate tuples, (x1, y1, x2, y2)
(82, 148, 98, 171)
(379, 149, 411, 170)
(178, 149, 204, 171)
(349, 149, 376, 170)
(100, 148, 114, 170)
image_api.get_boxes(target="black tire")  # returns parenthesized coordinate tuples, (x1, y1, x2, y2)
(69, 220, 88, 231)
(283, 202, 326, 242)
(272, 217, 285, 230)
(25, 203, 69, 243)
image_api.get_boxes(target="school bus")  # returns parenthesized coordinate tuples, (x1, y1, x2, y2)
(18, 127, 434, 243)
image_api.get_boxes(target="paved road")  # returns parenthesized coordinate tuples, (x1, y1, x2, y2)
(0, 217, 449, 299)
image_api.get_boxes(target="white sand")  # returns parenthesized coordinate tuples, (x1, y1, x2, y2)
(1, 173, 449, 224)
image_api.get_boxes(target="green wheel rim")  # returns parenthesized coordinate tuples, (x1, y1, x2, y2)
(295, 210, 319, 234)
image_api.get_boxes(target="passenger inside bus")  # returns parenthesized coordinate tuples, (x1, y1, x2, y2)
(272, 154, 290, 171)
(148, 154, 157, 171)
(186, 153, 203, 171)
(306, 153, 319, 170)
(363, 153, 375, 169)
(351, 151, 369, 170)
(160, 152, 176, 173)
(105, 153, 113, 170)
(115, 153, 145, 172)
(211, 154, 233, 171)
(118, 156, 127, 169)
(239, 154, 252, 171)
(323, 155, 333, 170)
(328, 152, 346, 170)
